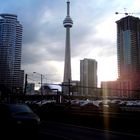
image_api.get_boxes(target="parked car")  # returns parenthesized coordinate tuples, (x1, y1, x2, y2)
(0, 103, 40, 139)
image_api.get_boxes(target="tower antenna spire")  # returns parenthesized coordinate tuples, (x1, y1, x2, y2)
(67, 0, 70, 16)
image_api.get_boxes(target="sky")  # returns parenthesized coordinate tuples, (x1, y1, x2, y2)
(0, 0, 140, 87)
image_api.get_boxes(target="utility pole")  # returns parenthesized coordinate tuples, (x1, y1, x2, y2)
(24, 74, 28, 95)
(41, 74, 43, 102)
(68, 79, 71, 104)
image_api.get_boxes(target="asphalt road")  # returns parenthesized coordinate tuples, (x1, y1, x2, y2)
(38, 121, 140, 140)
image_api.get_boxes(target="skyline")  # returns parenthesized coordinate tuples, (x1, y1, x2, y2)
(0, 0, 140, 87)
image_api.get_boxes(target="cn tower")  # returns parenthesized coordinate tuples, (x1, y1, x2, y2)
(63, 0, 73, 93)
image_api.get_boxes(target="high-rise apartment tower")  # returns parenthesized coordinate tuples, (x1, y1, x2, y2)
(80, 59, 97, 96)
(0, 13, 23, 94)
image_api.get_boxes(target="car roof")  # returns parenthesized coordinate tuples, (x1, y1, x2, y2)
(0, 103, 33, 113)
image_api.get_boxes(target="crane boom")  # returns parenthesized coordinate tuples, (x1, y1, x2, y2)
(115, 11, 140, 16)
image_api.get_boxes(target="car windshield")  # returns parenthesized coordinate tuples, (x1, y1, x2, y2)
(8, 104, 33, 115)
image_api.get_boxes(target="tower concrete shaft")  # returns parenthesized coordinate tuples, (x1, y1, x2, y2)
(64, 28, 71, 82)
(63, 0, 73, 83)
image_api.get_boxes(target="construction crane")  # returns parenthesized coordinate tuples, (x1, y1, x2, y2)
(115, 8, 140, 16)
(115, 9, 140, 16)
(115, 12, 133, 16)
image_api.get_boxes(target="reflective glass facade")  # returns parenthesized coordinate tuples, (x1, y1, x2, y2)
(116, 16, 140, 79)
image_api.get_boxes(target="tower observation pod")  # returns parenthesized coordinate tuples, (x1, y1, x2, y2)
(63, 0, 73, 28)
(63, 0, 73, 95)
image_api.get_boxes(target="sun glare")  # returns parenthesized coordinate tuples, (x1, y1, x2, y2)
(98, 57, 118, 87)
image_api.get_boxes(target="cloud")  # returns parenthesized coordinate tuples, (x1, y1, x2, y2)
(0, 0, 137, 84)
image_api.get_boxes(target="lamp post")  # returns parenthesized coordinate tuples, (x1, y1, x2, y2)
(33, 72, 43, 103)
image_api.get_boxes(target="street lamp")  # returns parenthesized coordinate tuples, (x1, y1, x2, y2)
(24, 73, 38, 95)
(33, 72, 46, 105)
(33, 72, 43, 96)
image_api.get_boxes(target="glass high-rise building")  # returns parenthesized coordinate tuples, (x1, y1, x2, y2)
(0, 13, 23, 94)
(100, 16, 140, 98)
(116, 16, 140, 79)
